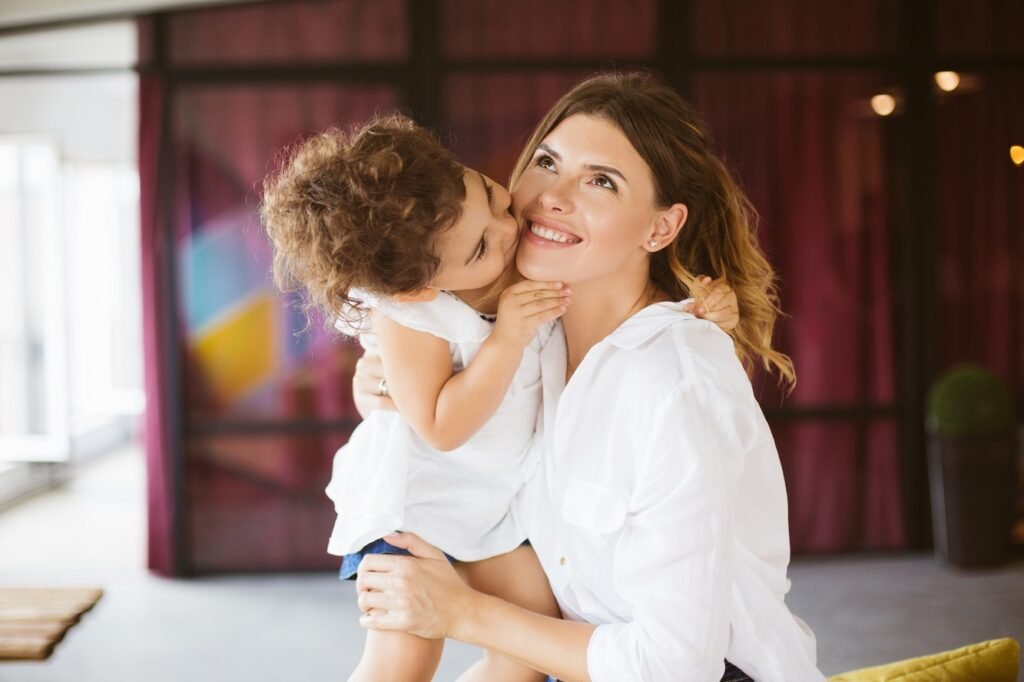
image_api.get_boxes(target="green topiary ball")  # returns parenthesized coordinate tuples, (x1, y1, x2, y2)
(926, 364, 1015, 437)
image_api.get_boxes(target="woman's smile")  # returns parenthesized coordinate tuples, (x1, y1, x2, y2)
(522, 215, 584, 247)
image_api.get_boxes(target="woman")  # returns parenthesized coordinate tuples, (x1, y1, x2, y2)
(351, 72, 824, 682)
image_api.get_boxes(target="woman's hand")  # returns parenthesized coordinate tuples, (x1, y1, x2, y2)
(356, 532, 474, 640)
(685, 275, 740, 332)
(351, 353, 396, 418)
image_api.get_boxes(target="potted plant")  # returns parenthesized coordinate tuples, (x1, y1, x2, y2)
(926, 363, 1017, 567)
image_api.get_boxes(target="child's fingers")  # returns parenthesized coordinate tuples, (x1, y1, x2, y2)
(509, 285, 571, 302)
(516, 288, 572, 303)
(518, 297, 570, 318)
(689, 274, 712, 296)
(506, 280, 565, 296)
(526, 302, 570, 325)
(701, 287, 731, 312)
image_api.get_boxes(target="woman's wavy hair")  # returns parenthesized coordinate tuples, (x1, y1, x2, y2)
(509, 71, 794, 385)
(261, 113, 466, 328)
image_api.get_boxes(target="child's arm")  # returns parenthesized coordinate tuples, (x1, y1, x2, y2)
(374, 280, 570, 452)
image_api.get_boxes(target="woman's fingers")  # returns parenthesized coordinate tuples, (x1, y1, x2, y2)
(352, 353, 397, 416)
(358, 552, 404, 575)
(357, 589, 390, 613)
(360, 608, 401, 631)
(355, 569, 390, 594)
(354, 356, 384, 388)
(383, 532, 448, 560)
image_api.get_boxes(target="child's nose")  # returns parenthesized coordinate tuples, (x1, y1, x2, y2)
(499, 185, 513, 213)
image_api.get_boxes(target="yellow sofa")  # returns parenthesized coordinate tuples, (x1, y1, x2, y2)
(829, 638, 1019, 682)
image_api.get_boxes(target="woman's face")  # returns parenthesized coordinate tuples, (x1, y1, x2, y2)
(511, 114, 663, 286)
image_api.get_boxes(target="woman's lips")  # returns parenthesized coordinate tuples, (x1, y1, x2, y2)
(522, 217, 582, 247)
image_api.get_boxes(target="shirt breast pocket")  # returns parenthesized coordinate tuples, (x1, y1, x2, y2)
(560, 477, 629, 535)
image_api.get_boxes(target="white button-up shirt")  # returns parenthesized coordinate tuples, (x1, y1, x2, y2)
(513, 302, 824, 682)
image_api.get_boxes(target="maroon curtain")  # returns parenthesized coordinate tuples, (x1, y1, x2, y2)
(693, 72, 904, 552)
(936, 73, 1024, 395)
(690, 0, 901, 55)
(140, 1, 402, 574)
(171, 85, 397, 572)
(139, 71, 176, 575)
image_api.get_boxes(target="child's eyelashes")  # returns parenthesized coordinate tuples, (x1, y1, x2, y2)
(474, 234, 489, 262)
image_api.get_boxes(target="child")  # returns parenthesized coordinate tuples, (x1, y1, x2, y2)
(261, 114, 737, 682)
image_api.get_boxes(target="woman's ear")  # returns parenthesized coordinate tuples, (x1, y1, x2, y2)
(393, 287, 440, 303)
(647, 203, 688, 251)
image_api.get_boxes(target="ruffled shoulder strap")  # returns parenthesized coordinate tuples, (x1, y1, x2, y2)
(335, 288, 492, 343)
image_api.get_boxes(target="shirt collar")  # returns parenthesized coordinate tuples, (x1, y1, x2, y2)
(604, 299, 697, 350)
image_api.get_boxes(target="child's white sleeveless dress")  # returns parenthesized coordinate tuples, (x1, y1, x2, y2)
(326, 290, 550, 561)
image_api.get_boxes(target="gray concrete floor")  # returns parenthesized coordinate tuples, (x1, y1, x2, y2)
(0, 446, 1021, 681)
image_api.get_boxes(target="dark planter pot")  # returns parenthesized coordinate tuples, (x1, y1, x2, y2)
(928, 433, 1016, 567)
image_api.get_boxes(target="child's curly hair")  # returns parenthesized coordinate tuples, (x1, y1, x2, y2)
(261, 113, 466, 327)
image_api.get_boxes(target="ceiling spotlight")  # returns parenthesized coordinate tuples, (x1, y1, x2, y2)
(871, 94, 897, 116)
(1011, 145, 1024, 167)
(934, 71, 961, 92)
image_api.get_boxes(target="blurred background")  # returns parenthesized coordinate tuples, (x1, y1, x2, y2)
(0, 0, 1021, 680)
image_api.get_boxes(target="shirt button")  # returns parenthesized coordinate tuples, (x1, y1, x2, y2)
(559, 556, 567, 566)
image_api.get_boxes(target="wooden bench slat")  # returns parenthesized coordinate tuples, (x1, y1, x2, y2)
(0, 622, 69, 638)
(0, 587, 102, 660)
(0, 588, 103, 605)
(0, 635, 58, 661)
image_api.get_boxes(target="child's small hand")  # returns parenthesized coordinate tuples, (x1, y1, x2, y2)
(685, 275, 739, 332)
(493, 280, 571, 350)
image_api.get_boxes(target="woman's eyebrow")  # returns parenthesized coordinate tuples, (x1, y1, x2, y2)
(537, 144, 627, 185)
(537, 143, 561, 160)
(587, 163, 627, 185)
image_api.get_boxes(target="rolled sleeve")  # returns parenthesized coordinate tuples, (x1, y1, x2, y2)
(585, 375, 748, 682)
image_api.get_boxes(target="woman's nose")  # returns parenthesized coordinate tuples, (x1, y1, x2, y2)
(538, 178, 572, 213)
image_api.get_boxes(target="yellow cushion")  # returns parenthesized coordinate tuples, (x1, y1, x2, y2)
(828, 638, 1019, 681)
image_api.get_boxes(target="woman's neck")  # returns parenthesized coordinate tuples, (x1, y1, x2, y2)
(561, 270, 668, 380)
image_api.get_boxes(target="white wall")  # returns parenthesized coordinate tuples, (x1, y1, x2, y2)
(0, 19, 137, 162)
(0, 0, 260, 30)
(0, 74, 137, 163)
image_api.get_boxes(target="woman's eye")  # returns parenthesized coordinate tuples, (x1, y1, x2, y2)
(536, 154, 555, 170)
(593, 174, 617, 191)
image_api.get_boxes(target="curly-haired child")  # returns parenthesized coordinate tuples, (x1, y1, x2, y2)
(261, 114, 737, 682)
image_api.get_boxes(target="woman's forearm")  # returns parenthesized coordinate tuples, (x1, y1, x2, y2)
(456, 590, 596, 682)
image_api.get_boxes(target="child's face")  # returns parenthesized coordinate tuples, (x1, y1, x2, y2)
(429, 169, 520, 293)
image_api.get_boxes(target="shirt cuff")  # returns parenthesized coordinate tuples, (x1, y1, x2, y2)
(586, 622, 632, 682)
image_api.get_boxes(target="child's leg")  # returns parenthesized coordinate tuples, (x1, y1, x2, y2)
(454, 544, 561, 682)
(348, 629, 444, 682)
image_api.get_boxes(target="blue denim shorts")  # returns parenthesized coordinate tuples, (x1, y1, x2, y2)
(339, 537, 456, 580)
